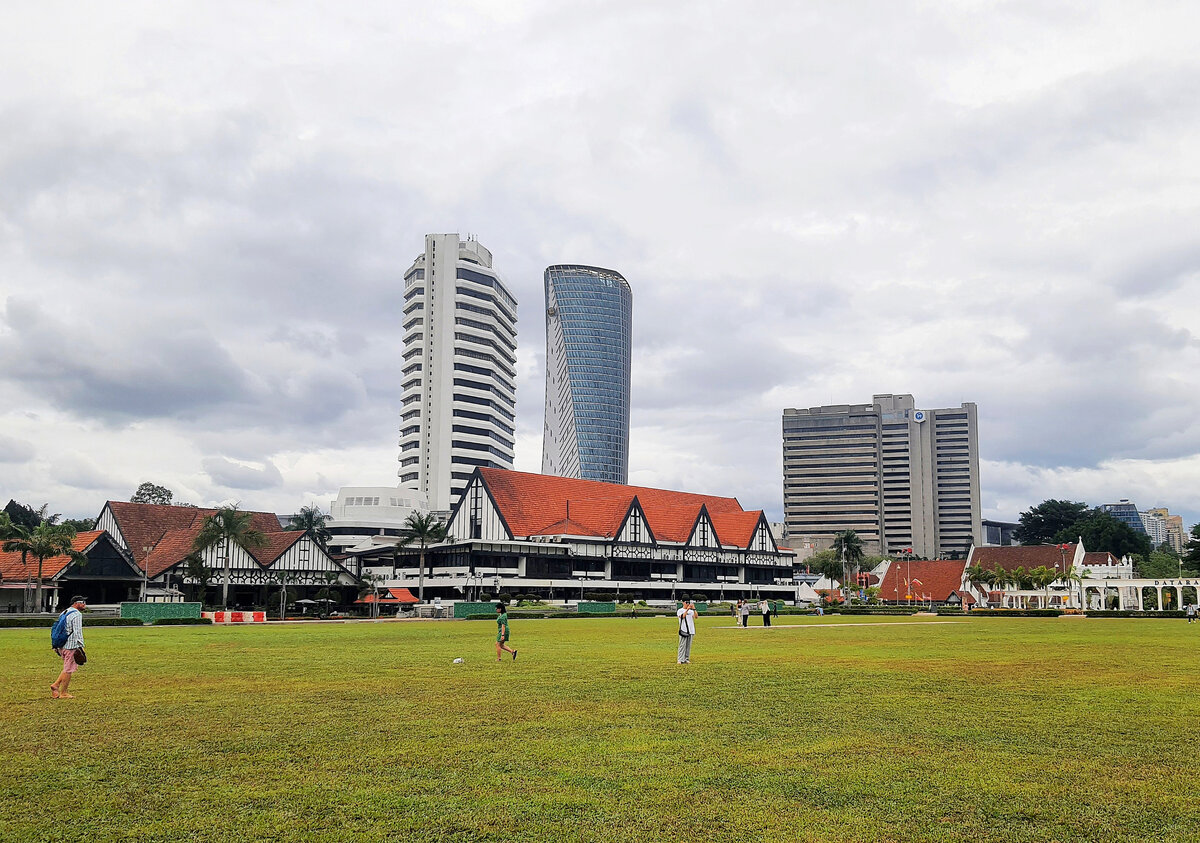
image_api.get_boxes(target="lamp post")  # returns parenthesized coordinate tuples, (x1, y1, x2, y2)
(141, 545, 153, 602)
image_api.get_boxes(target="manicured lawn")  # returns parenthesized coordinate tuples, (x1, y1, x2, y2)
(3, 615, 1199, 842)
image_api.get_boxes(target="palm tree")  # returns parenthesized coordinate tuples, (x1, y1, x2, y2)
(287, 503, 331, 550)
(398, 512, 449, 602)
(1029, 565, 1057, 608)
(4, 522, 85, 612)
(964, 564, 993, 604)
(183, 551, 213, 606)
(1, 513, 34, 612)
(831, 530, 865, 600)
(192, 506, 269, 609)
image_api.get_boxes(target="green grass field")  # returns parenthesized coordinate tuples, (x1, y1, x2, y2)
(3, 615, 1199, 842)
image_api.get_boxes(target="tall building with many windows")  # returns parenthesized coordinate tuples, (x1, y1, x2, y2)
(542, 264, 632, 485)
(782, 394, 981, 559)
(398, 234, 517, 512)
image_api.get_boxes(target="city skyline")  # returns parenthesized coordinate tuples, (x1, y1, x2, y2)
(0, 3, 1197, 531)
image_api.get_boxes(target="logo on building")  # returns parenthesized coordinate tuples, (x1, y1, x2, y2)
(913, 410, 926, 423)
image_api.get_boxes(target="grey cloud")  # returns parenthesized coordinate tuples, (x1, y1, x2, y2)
(202, 456, 284, 490)
(0, 434, 35, 463)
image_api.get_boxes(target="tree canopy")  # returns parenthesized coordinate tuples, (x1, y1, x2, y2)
(1013, 500, 1088, 545)
(1053, 509, 1152, 559)
(131, 482, 174, 505)
(287, 504, 331, 548)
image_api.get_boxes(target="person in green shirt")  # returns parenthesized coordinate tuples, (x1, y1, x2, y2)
(495, 602, 517, 661)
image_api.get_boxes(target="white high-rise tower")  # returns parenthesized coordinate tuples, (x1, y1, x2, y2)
(398, 234, 518, 512)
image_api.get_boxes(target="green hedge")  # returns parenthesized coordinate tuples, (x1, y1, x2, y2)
(152, 617, 214, 625)
(1086, 610, 1189, 619)
(957, 609, 1063, 617)
(836, 607, 921, 616)
(0, 617, 144, 629)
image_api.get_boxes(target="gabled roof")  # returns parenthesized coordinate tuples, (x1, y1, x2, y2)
(0, 531, 105, 581)
(1081, 551, 1120, 567)
(878, 559, 967, 602)
(710, 511, 768, 548)
(476, 468, 771, 549)
(140, 526, 307, 577)
(104, 501, 281, 563)
(971, 545, 1077, 575)
(356, 587, 419, 605)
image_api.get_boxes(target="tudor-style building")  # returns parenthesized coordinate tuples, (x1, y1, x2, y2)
(351, 468, 796, 602)
(0, 530, 144, 611)
(96, 501, 357, 606)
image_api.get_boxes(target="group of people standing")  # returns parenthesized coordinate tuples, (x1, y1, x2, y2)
(733, 598, 776, 627)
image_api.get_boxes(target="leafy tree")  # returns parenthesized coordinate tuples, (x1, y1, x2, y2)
(398, 512, 449, 602)
(192, 506, 268, 609)
(287, 503, 331, 550)
(807, 548, 843, 586)
(1014, 500, 1089, 545)
(965, 564, 994, 597)
(1185, 524, 1200, 568)
(131, 482, 174, 505)
(60, 517, 96, 533)
(1138, 550, 1185, 579)
(1053, 509, 1152, 559)
(4, 522, 85, 611)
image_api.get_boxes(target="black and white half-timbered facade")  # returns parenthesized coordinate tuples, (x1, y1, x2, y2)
(351, 468, 796, 603)
(96, 501, 357, 606)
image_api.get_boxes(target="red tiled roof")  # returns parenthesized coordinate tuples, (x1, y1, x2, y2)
(389, 587, 418, 603)
(105, 501, 281, 563)
(970, 545, 1077, 575)
(479, 468, 767, 548)
(0, 531, 104, 581)
(878, 559, 967, 602)
(1081, 551, 1119, 567)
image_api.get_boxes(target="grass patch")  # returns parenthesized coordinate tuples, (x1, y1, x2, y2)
(2, 616, 1199, 841)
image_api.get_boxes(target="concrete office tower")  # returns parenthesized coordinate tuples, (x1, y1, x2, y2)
(398, 234, 517, 511)
(542, 265, 633, 484)
(782, 394, 981, 559)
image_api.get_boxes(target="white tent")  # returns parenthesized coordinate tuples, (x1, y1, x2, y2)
(795, 583, 821, 604)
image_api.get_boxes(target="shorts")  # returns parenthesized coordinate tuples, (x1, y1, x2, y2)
(61, 649, 80, 674)
(496, 634, 509, 643)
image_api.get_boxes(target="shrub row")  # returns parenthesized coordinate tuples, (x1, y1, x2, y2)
(950, 608, 1063, 617)
(834, 607, 922, 616)
(0, 617, 145, 628)
(151, 617, 214, 625)
(1086, 610, 1189, 619)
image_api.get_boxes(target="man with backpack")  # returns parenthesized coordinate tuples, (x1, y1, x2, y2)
(50, 596, 87, 699)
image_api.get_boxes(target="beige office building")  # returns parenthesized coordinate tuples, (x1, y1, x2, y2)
(782, 394, 981, 559)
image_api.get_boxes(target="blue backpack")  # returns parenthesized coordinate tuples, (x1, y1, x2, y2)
(50, 608, 73, 650)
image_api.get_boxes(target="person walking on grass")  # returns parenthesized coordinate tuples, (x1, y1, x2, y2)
(677, 600, 697, 664)
(1188, 603, 1197, 624)
(760, 598, 771, 627)
(51, 596, 87, 699)
(495, 602, 517, 661)
(739, 599, 750, 628)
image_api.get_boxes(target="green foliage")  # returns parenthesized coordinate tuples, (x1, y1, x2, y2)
(1186, 523, 1200, 567)
(1014, 499, 1089, 545)
(1054, 509, 1152, 559)
(287, 503, 331, 548)
(130, 482, 174, 505)
(193, 505, 269, 609)
(4, 499, 57, 531)
(831, 530, 865, 566)
(59, 517, 96, 532)
(1139, 550, 1186, 578)
(398, 512, 450, 602)
(806, 548, 842, 582)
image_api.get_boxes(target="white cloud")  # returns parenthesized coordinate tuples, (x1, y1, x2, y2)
(0, 0, 1197, 531)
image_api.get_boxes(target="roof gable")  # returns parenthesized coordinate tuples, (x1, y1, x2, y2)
(970, 545, 1077, 576)
(878, 559, 967, 602)
(0, 531, 111, 581)
(103, 501, 281, 563)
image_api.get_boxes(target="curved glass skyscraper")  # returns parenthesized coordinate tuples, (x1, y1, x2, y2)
(542, 265, 632, 485)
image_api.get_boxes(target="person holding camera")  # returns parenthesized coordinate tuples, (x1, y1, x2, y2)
(676, 600, 697, 664)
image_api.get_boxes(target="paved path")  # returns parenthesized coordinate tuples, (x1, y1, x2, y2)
(714, 620, 966, 629)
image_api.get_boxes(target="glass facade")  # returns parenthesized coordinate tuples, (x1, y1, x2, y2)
(542, 265, 632, 485)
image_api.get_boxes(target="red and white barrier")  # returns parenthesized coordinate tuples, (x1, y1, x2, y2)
(203, 611, 267, 624)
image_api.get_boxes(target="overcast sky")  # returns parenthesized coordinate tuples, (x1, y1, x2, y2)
(1, 1, 1198, 533)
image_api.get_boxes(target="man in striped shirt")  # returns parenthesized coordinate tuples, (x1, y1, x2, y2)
(51, 596, 87, 700)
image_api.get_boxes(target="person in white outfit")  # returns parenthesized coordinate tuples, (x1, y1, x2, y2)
(676, 600, 698, 664)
